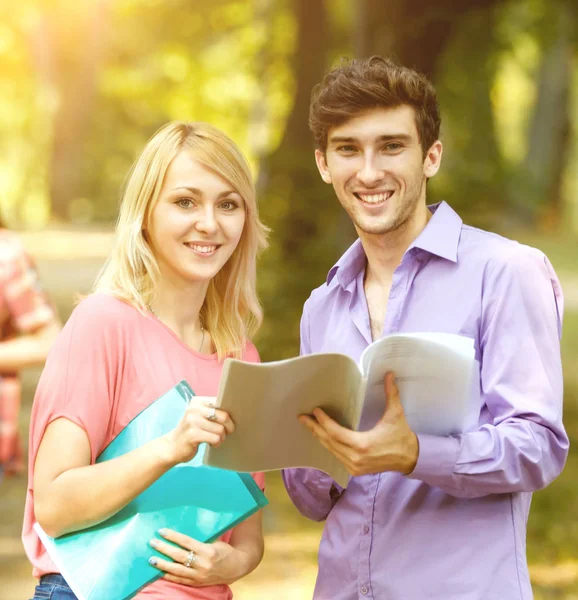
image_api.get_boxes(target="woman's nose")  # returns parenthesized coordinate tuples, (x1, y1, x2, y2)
(194, 207, 219, 234)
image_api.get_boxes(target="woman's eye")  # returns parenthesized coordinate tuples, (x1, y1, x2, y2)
(220, 200, 238, 211)
(177, 198, 194, 208)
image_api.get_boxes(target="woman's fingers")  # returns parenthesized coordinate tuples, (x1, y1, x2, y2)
(149, 532, 215, 582)
(157, 528, 205, 554)
(186, 400, 235, 435)
(163, 573, 197, 586)
(203, 406, 235, 434)
(198, 399, 234, 429)
(149, 555, 201, 581)
(168, 397, 236, 462)
(150, 537, 189, 564)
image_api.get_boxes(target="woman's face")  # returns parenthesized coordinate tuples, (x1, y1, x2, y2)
(146, 151, 246, 287)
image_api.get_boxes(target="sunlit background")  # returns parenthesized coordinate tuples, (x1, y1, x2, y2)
(1, 0, 577, 598)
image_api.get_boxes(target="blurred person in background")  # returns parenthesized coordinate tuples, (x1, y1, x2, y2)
(283, 56, 569, 600)
(0, 217, 60, 480)
(23, 121, 268, 600)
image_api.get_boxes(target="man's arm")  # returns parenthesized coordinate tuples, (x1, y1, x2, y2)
(0, 242, 61, 372)
(407, 246, 568, 497)
(0, 320, 60, 371)
(301, 246, 568, 499)
(282, 300, 344, 521)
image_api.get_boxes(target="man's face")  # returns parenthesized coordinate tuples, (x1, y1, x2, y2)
(315, 106, 442, 237)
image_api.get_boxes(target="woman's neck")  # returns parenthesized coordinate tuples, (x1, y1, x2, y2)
(150, 273, 209, 335)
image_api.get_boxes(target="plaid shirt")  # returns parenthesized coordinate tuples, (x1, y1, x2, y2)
(0, 230, 56, 474)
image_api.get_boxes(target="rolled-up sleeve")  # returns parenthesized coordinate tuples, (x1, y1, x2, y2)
(409, 245, 569, 498)
(282, 298, 343, 521)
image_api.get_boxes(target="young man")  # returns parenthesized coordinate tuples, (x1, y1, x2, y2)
(282, 57, 568, 600)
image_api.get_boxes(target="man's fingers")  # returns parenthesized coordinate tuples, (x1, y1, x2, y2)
(311, 408, 356, 444)
(300, 413, 357, 456)
(384, 372, 402, 409)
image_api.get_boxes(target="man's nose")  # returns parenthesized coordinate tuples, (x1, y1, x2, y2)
(357, 157, 384, 187)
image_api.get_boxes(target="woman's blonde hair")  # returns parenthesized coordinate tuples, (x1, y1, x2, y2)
(94, 121, 269, 359)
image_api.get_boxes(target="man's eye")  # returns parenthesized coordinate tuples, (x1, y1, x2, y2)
(337, 145, 357, 153)
(384, 143, 402, 151)
(177, 198, 194, 208)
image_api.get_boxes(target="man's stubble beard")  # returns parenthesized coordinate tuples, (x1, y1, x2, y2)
(353, 176, 426, 237)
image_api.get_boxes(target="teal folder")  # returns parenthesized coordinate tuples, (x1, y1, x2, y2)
(35, 381, 268, 600)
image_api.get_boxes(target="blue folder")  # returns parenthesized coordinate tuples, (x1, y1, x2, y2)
(35, 381, 268, 600)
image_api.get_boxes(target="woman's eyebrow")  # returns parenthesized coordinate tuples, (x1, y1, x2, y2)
(171, 186, 239, 198)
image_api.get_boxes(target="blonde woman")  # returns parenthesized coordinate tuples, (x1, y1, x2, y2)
(23, 122, 269, 600)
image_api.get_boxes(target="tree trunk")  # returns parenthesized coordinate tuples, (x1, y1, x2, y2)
(258, 0, 337, 358)
(355, 0, 498, 78)
(517, 3, 574, 229)
(31, 1, 109, 222)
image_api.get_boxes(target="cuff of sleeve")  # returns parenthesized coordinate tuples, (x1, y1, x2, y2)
(281, 468, 339, 522)
(407, 433, 459, 483)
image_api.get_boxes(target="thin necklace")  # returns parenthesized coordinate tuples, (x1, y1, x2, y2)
(149, 307, 205, 352)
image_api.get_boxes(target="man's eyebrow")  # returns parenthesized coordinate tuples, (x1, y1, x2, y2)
(328, 133, 413, 145)
(171, 186, 239, 198)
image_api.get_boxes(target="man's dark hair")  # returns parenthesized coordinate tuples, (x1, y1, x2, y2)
(309, 56, 441, 157)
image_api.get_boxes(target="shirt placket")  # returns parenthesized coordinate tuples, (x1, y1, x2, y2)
(356, 256, 417, 599)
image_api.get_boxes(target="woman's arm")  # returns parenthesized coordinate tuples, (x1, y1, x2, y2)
(34, 399, 233, 538)
(149, 510, 264, 587)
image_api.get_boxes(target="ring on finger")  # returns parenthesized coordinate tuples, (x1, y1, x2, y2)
(207, 407, 218, 422)
(183, 550, 196, 568)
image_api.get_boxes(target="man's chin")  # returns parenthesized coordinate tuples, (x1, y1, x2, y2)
(354, 219, 398, 236)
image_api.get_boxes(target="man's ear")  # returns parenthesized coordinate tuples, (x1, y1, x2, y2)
(423, 140, 443, 179)
(315, 149, 332, 184)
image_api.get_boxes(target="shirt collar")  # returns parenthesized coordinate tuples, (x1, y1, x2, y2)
(408, 201, 462, 263)
(326, 201, 462, 288)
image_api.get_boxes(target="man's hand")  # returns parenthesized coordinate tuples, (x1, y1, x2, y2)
(299, 372, 419, 476)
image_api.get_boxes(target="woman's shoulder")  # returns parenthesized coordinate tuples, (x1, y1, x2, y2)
(69, 293, 144, 331)
(242, 339, 261, 363)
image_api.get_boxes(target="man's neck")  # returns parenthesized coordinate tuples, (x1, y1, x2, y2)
(361, 202, 431, 286)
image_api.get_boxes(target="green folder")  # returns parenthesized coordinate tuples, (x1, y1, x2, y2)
(35, 381, 268, 600)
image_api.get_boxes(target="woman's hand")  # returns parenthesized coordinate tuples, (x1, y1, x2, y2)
(148, 528, 251, 587)
(161, 397, 235, 466)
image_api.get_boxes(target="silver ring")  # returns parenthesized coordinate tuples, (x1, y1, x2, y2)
(207, 407, 218, 422)
(184, 550, 196, 568)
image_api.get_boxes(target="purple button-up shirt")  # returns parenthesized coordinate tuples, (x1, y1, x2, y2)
(282, 202, 568, 600)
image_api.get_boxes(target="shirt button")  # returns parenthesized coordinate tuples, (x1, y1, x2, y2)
(363, 525, 370, 534)
(361, 586, 368, 595)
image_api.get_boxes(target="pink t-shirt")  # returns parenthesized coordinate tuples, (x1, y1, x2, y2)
(23, 293, 264, 600)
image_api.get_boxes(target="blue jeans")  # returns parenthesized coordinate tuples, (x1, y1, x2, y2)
(31, 574, 77, 600)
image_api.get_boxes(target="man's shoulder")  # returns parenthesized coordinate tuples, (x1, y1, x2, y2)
(459, 224, 548, 271)
(302, 277, 343, 317)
